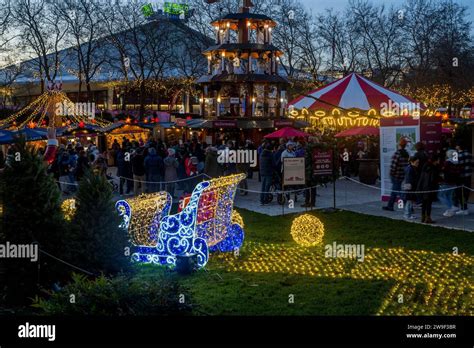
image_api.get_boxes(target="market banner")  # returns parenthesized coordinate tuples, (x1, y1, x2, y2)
(419, 117, 442, 155)
(380, 117, 420, 201)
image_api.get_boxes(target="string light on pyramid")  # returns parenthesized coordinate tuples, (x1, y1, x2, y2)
(0, 82, 111, 129)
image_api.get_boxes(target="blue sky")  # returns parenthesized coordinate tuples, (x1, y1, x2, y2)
(299, 0, 473, 29)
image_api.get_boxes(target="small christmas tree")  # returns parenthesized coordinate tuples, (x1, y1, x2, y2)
(1, 138, 66, 304)
(70, 170, 131, 275)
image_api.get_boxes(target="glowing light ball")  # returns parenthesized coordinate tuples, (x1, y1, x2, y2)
(291, 214, 324, 246)
(231, 210, 244, 229)
(61, 198, 76, 221)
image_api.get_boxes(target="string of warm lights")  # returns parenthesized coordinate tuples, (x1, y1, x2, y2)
(1, 90, 111, 129)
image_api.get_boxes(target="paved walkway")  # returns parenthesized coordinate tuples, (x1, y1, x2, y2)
(233, 177, 474, 232)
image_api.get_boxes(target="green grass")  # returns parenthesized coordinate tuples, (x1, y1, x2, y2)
(139, 209, 474, 316)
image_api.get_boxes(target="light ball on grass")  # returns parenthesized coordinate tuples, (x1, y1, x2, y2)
(291, 214, 324, 246)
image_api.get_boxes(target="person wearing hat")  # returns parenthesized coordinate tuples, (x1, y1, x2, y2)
(383, 137, 409, 211)
(280, 141, 296, 172)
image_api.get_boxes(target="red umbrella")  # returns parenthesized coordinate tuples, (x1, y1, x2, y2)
(335, 126, 379, 138)
(264, 127, 311, 139)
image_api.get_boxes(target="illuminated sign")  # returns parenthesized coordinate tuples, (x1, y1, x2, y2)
(164, 2, 190, 16)
(141, 2, 194, 21)
(141, 3, 154, 17)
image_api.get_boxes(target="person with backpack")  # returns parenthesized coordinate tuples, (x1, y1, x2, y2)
(383, 138, 409, 211)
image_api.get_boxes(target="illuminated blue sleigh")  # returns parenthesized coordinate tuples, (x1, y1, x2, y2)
(115, 173, 246, 268)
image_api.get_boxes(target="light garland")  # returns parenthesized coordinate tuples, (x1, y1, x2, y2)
(0, 90, 111, 129)
(290, 214, 324, 246)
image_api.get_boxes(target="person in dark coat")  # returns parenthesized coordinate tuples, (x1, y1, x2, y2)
(402, 157, 420, 220)
(259, 143, 274, 205)
(75, 150, 90, 182)
(144, 147, 164, 193)
(414, 142, 428, 170)
(416, 154, 441, 223)
(383, 138, 409, 211)
(204, 146, 222, 178)
(116, 148, 133, 195)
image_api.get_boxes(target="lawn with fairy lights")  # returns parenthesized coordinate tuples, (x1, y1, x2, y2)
(139, 209, 473, 316)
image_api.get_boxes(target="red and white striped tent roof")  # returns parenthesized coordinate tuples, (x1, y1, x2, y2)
(289, 73, 423, 112)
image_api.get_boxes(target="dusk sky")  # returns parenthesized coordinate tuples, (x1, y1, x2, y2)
(299, 0, 474, 29)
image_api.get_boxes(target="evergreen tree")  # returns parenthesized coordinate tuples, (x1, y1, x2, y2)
(1, 138, 66, 304)
(70, 170, 131, 275)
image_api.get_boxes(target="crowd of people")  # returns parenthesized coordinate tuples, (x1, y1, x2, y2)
(10, 137, 259, 198)
(0, 132, 472, 223)
(383, 138, 473, 223)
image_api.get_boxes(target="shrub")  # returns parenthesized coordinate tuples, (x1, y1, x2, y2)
(1, 139, 66, 304)
(32, 273, 192, 315)
(68, 170, 132, 275)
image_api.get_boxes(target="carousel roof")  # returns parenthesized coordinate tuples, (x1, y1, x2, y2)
(289, 73, 424, 112)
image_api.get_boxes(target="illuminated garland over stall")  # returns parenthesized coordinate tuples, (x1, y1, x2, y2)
(288, 106, 428, 130)
(288, 107, 382, 128)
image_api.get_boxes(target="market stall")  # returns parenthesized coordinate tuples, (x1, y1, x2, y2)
(102, 122, 152, 148)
